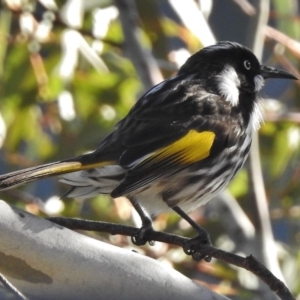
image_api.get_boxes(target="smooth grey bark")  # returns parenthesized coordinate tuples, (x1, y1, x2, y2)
(0, 200, 230, 300)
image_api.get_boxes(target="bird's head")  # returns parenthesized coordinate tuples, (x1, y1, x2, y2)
(178, 41, 297, 108)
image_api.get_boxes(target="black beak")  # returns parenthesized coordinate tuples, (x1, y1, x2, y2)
(260, 65, 298, 80)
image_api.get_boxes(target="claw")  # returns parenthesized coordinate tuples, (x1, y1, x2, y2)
(192, 252, 212, 262)
(131, 235, 147, 246)
(182, 234, 212, 261)
(131, 223, 154, 246)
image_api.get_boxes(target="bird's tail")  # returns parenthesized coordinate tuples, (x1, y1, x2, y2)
(0, 154, 114, 190)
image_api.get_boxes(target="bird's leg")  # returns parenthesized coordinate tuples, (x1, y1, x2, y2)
(172, 206, 212, 261)
(128, 197, 154, 246)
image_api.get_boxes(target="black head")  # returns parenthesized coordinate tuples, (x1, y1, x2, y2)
(178, 41, 297, 107)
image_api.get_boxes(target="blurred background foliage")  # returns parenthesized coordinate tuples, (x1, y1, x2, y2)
(0, 0, 300, 299)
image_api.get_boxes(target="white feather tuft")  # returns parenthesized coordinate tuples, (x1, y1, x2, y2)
(254, 75, 265, 92)
(251, 101, 264, 131)
(59, 165, 125, 199)
(216, 66, 240, 106)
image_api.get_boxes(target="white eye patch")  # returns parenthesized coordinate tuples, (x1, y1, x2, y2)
(216, 66, 240, 106)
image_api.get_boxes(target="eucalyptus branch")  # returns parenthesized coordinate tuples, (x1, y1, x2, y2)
(0, 273, 28, 300)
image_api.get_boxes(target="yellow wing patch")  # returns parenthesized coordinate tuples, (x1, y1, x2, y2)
(154, 130, 215, 165)
(111, 131, 216, 197)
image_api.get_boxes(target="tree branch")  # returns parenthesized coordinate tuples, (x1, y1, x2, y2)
(0, 200, 230, 300)
(245, 1, 286, 291)
(47, 215, 295, 300)
(0, 273, 28, 300)
(114, 0, 163, 90)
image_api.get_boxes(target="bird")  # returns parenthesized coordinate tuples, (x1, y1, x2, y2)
(0, 41, 296, 253)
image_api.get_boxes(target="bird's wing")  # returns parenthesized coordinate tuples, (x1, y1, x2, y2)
(111, 119, 233, 198)
(110, 83, 236, 197)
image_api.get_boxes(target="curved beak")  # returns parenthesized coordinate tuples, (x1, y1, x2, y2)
(260, 65, 298, 80)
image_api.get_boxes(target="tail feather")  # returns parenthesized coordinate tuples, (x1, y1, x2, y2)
(0, 157, 113, 190)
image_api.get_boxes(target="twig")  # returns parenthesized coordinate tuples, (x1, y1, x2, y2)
(264, 26, 300, 59)
(114, 0, 163, 90)
(264, 112, 300, 124)
(246, 0, 286, 290)
(231, 0, 256, 15)
(6, 6, 123, 48)
(54, 17, 123, 48)
(0, 273, 28, 300)
(47, 217, 295, 300)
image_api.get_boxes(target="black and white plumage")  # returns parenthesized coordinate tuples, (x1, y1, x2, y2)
(0, 41, 296, 245)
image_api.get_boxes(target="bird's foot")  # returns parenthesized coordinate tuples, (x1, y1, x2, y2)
(183, 231, 212, 262)
(131, 219, 155, 246)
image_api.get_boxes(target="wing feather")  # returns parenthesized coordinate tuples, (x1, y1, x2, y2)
(111, 129, 217, 197)
(105, 75, 236, 198)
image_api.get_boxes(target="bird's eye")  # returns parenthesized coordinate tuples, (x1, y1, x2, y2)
(244, 60, 251, 70)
